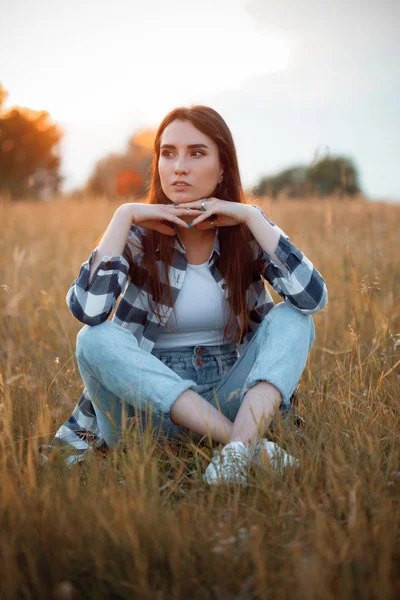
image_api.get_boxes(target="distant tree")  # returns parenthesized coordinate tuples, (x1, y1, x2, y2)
(306, 156, 360, 197)
(253, 165, 310, 199)
(86, 153, 134, 197)
(116, 170, 143, 195)
(0, 83, 63, 200)
(85, 129, 154, 199)
(252, 152, 361, 200)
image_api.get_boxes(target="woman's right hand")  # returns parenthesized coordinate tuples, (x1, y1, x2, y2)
(118, 202, 203, 236)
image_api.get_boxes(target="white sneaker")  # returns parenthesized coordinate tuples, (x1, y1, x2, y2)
(254, 440, 299, 474)
(203, 441, 252, 486)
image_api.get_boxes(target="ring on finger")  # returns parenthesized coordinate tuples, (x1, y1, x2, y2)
(186, 207, 191, 214)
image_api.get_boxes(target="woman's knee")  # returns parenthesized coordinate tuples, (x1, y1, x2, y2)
(265, 302, 315, 346)
(76, 321, 114, 361)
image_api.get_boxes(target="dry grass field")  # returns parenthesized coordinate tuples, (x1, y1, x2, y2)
(0, 195, 399, 599)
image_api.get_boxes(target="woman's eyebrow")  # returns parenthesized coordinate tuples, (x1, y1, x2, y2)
(160, 143, 209, 149)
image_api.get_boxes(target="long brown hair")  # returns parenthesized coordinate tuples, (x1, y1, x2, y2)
(102, 105, 265, 343)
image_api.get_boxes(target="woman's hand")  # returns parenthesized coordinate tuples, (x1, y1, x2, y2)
(173, 197, 252, 229)
(119, 202, 203, 236)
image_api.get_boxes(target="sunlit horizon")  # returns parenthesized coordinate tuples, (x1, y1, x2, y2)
(1, 0, 399, 201)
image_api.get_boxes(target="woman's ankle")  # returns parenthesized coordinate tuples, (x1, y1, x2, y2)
(228, 436, 258, 456)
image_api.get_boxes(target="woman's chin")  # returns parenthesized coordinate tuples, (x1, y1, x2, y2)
(166, 191, 193, 203)
(164, 189, 211, 203)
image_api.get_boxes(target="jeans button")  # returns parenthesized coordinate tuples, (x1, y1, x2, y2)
(196, 348, 203, 355)
(196, 358, 203, 366)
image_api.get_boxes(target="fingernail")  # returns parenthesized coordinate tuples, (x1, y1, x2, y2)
(187, 221, 193, 227)
(173, 203, 178, 206)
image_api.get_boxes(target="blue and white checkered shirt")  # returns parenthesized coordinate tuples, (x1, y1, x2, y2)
(39, 204, 328, 466)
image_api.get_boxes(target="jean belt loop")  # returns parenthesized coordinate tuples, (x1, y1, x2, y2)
(215, 354, 224, 376)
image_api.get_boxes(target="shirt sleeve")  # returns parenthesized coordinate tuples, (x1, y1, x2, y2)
(66, 224, 143, 325)
(251, 204, 328, 315)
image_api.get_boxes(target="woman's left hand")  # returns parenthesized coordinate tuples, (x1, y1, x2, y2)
(173, 197, 252, 229)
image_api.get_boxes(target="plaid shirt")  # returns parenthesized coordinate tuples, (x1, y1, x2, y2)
(38, 204, 328, 466)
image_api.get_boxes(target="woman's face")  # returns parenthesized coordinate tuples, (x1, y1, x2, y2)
(158, 119, 223, 205)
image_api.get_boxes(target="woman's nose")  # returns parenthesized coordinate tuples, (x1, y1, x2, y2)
(175, 166, 188, 175)
(173, 156, 189, 173)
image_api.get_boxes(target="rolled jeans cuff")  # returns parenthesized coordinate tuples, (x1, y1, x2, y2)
(158, 378, 198, 423)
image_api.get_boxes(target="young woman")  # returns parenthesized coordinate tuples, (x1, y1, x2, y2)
(39, 105, 328, 485)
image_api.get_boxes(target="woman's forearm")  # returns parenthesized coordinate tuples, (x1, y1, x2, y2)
(245, 206, 284, 267)
(88, 206, 133, 284)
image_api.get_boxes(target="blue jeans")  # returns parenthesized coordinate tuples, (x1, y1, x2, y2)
(75, 302, 315, 447)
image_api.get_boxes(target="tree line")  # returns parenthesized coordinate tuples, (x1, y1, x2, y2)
(0, 82, 362, 201)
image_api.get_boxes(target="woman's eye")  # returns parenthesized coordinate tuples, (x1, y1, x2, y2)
(161, 151, 204, 157)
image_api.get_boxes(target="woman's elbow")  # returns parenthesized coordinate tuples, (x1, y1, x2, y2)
(66, 291, 113, 326)
(306, 282, 328, 314)
(67, 306, 111, 327)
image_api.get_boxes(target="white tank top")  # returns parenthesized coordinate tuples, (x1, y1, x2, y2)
(153, 260, 238, 349)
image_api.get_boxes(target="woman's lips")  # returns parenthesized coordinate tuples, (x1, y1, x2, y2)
(172, 184, 191, 191)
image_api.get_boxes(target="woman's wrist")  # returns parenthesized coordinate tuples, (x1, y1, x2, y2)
(242, 204, 258, 226)
(116, 203, 138, 224)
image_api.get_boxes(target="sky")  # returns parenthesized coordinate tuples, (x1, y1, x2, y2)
(1, 0, 399, 202)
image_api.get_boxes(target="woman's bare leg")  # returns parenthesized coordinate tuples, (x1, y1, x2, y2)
(229, 381, 282, 452)
(170, 389, 233, 444)
(170, 382, 282, 448)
